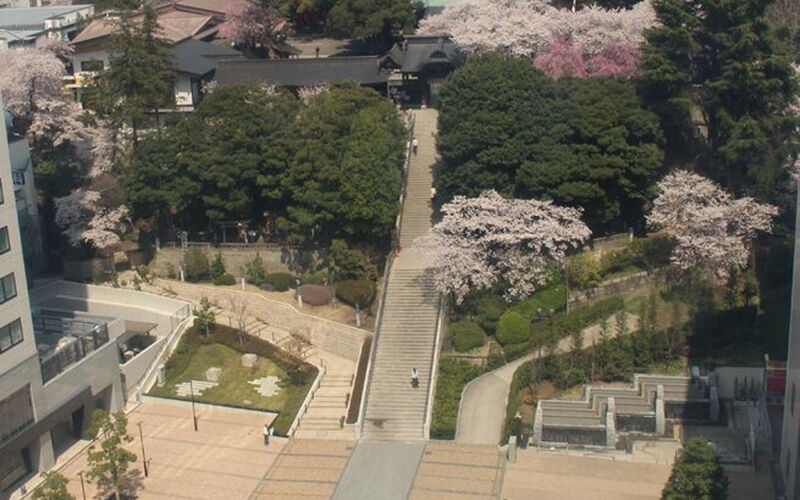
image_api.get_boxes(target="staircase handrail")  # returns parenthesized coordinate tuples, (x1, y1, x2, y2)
(356, 112, 416, 435)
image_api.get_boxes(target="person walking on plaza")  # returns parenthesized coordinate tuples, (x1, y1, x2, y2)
(412, 136, 418, 155)
(411, 367, 419, 388)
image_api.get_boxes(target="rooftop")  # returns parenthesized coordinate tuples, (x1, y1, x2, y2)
(171, 38, 241, 76)
(71, 8, 214, 45)
(381, 34, 460, 73)
(0, 5, 93, 30)
(215, 56, 389, 87)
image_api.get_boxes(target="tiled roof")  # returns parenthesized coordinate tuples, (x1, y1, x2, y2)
(171, 38, 241, 76)
(381, 34, 460, 73)
(215, 56, 390, 87)
(71, 8, 213, 45)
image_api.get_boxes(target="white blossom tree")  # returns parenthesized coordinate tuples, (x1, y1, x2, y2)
(646, 170, 778, 281)
(414, 190, 591, 303)
(419, 0, 656, 78)
(0, 47, 88, 146)
(54, 190, 130, 250)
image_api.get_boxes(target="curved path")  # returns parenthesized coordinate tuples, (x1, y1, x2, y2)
(455, 312, 637, 445)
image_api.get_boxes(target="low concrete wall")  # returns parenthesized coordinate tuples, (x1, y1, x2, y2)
(569, 271, 652, 307)
(541, 427, 606, 446)
(716, 366, 764, 399)
(150, 244, 325, 277)
(617, 414, 656, 433)
(154, 280, 366, 361)
(30, 281, 192, 338)
(121, 337, 165, 395)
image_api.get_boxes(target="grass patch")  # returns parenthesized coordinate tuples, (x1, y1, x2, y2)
(149, 324, 317, 436)
(430, 359, 484, 440)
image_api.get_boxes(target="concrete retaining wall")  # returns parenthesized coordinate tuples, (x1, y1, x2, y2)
(716, 366, 764, 399)
(616, 414, 656, 433)
(541, 427, 606, 446)
(569, 271, 652, 307)
(121, 338, 165, 395)
(665, 401, 710, 420)
(150, 244, 325, 277)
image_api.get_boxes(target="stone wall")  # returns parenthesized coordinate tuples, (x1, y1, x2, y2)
(665, 401, 710, 421)
(616, 414, 656, 433)
(149, 243, 325, 277)
(568, 271, 652, 307)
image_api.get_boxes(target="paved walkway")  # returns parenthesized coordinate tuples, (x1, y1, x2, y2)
(456, 313, 637, 445)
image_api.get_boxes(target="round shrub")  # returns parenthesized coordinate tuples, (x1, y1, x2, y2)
(496, 310, 530, 346)
(213, 273, 236, 286)
(447, 320, 486, 352)
(301, 270, 329, 285)
(185, 248, 209, 282)
(298, 284, 333, 306)
(476, 296, 505, 333)
(336, 280, 376, 308)
(264, 272, 296, 292)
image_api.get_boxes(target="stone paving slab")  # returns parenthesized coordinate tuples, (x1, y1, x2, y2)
(332, 441, 426, 500)
(408, 442, 504, 499)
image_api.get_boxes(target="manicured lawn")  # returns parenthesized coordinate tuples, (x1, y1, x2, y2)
(148, 324, 317, 435)
(150, 343, 295, 411)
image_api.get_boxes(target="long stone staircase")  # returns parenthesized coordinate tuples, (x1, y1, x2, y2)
(360, 109, 441, 441)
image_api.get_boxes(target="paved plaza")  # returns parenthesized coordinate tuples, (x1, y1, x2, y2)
(502, 450, 671, 500)
(57, 401, 284, 500)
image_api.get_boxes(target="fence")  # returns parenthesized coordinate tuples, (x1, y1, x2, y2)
(286, 364, 326, 437)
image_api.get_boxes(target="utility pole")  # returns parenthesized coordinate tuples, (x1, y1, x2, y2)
(77, 471, 87, 500)
(137, 421, 148, 477)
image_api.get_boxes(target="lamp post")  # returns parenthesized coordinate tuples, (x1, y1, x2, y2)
(137, 421, 148, 477)
(189, 380, 198, 431)
(77, 471, 87, 500)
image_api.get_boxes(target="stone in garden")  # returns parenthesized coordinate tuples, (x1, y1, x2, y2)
(242, 353, 258, 368)
(249, 376, 281, 397)
(206, 366, 222, 382)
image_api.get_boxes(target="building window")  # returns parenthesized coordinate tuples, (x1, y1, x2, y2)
(0, 227, 8, 255)
(0, 319, 23, 353)
(0, 273, 15, 305)
(11, 171, 24, 186)
(0, 385, 34, 447)
(80, 60, 104, 72)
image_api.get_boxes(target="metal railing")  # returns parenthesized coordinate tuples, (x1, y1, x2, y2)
(38, 322, 110, 383)
(357, 112, 416, 435)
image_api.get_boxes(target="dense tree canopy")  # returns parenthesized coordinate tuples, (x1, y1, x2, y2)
(326, 0, 419, 41)
(436, 53, 663, 231)
(640, 0, 798, 198)
(128, 83, 405, 248)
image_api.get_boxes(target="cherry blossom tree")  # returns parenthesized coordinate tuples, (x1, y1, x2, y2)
(219, 0, 291, 58)
(0, 47, 87, 146)
(646, 170, 778, 281)
(54, 190, 130, 249)
(533, 37, 586, 78)
(419, 0, 655, 78)
(414, 190, 591, 303)
(297, 84, 329, 102)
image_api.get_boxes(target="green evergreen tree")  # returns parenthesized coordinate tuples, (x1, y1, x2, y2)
(245, 253, 266, 286)
(662, 437, 728, 499)
(93, 6, 176, 147)
(640, 0, 798, 198)
(195, 296, 216, 336)
(210, 253, 226, 279)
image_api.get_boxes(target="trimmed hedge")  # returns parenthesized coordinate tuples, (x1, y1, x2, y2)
(496, 310, 530, 346)
(264, 272, 296, 292)
(501, 360, 535, 444)
(430, 359, 484, 439)
(298, 284, 333, 306)
(476, 295, 506, 333)
(336, 279, 376, 308)
(447, 320, 486, 352)
(213, 273, 236, 286)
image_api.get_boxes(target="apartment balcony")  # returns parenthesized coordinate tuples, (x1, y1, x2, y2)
(33, 314, 110, 384)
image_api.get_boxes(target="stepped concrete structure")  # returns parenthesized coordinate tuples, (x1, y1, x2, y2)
(360, 109, 442, 441)
(533, 373, 718, 447)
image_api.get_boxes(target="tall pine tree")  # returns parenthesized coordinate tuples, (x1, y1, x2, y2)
(94, 6, 176, 147)
(640, 0, 798, 199)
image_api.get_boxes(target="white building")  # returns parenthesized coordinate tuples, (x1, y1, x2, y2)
(0, 5, 94, 49)
(782, 186, 800, 499)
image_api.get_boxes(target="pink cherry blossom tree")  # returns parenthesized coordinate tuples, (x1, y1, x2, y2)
(646, 170, 778, 281)
(419, 0, 656, 78)
(219, 0, 290, 58)
(54, 189, 130, 249)
(414, 190, 591, 303)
